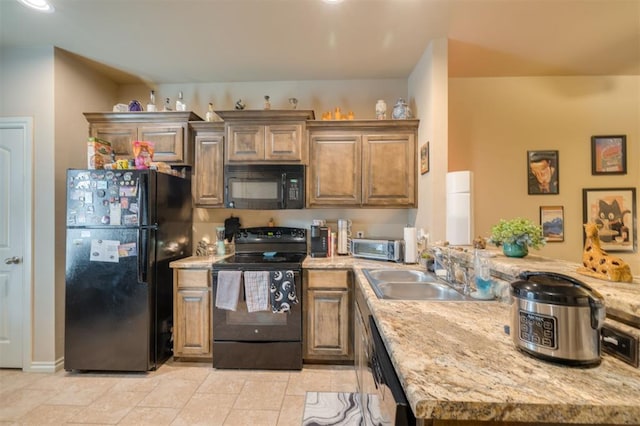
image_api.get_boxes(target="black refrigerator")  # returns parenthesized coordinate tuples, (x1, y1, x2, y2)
(64, 169, 192, 372)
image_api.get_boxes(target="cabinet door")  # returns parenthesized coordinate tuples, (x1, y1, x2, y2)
(173, 269, 211, 359)
(306, 289, 350, 359)
(226, 124, 265, 162)
(362, 133, 416, 206)
(307, 132, 361, 206)
(194, 132, 224, 207)
(90, 124, 136, 160)
(265, 124, 303, 162)
(175, 288, 211, 357)
(139, 124, 185, 163)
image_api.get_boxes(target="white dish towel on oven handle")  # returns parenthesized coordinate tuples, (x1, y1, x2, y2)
(215, 270, 242, 311)
(244, 271, 270, 312)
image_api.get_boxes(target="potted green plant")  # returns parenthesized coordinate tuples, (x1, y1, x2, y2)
(489, 217, 546, 258)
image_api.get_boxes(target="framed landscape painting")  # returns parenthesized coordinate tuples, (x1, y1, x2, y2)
(540, 206, 564, 242)
(582, 187, 637, 253)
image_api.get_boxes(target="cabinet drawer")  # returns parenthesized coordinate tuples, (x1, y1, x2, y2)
(176, 269, 210, 289)
(307, 270, 351, 289)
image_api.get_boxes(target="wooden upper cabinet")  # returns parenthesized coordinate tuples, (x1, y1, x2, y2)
(307, 120, 419, 208)
(138, 125, 185, 163)
(84, 112, 202, 165)
(307, 132, 362, 206)
(216, 110, 314, 164)
(190, 122, 225, 207)
(265, 124, 304, 161)
(226, 124, 265, 161)
(363, 133, 416, 206)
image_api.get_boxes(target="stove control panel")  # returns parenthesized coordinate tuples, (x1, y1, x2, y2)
(235, 227, 306, 243)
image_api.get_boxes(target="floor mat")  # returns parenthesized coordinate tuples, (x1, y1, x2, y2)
(301, 392, 362, 425)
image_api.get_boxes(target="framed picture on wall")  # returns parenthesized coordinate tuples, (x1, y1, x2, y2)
(540, 206, 564, 242)
(527, 150, 559, 195)
(591, 135, 627, 175)
(420, 142, 429, 174)
(582, 187, 636, 253)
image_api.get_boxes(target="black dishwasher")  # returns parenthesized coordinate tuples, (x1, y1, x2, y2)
(369, 316, 416, 425)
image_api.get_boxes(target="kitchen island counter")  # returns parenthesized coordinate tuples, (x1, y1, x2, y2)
(303, 255, 640, 424)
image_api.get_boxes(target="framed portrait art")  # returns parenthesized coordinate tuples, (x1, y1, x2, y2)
(540, 206, 564, 242)
(420, 142, 429, 174)
(591, 135, 626, 175)
(527, 150, 559, 195)
(582, 187, 637, 253)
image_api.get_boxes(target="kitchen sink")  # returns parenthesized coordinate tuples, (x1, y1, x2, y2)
(362, 269, 470, 301)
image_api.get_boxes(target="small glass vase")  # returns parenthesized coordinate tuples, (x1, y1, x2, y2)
(502, 242, 528, 258)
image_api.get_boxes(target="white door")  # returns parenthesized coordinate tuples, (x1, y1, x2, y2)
(0, 118, 31, 368)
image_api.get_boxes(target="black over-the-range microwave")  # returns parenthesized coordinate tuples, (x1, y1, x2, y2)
(224, 164, 304, 210)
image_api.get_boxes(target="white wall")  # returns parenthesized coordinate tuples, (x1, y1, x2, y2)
(449, 76, 640, 273)
(117, 80, 408, 121)
(1, 46, 57, 369)
(408, 38, 449, 243)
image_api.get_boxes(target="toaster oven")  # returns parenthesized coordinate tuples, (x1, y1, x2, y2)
(351, 238, 404, 262)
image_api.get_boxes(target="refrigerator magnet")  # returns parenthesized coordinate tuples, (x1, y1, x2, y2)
(90, 239, 120, 263)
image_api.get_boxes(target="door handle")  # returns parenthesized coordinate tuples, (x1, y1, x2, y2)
(4, 256, 21, 265)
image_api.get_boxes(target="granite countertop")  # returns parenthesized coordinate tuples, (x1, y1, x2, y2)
(304, 254, 640, 424)
(442, 247, 640, 326)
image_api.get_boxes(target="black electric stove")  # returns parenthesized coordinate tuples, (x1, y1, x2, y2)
(211, 226, 307, 370)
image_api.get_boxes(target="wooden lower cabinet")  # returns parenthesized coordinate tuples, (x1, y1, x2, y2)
(173, 268, 212, 360)
(304, 269, 353, 362)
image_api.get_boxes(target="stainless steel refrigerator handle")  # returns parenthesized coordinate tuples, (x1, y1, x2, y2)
(137, 228, 148, 284)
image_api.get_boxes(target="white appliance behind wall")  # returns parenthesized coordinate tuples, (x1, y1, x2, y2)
(446, 171, 473, 245)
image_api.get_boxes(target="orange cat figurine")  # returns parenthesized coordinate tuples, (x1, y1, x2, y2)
(577, 223, 633, 283)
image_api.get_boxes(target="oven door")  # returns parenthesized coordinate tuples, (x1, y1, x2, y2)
(212, 269, 302, 342)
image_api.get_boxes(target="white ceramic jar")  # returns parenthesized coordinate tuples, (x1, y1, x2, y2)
(375, 99, 387, 120)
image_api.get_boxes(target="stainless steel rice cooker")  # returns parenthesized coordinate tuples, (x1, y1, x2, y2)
(510, 271, 605, 366)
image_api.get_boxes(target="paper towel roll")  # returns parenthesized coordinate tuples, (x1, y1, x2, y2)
(404, 227, 417, 264)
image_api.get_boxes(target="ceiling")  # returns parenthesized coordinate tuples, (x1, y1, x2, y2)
(1, 0, 639, 84)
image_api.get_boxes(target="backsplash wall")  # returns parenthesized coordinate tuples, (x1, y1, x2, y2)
(193, 208, 414, 249)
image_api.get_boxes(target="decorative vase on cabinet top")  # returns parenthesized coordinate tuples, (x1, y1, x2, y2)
(375, 99, 387, 119)
(392, 98, 411, 119)
(502, 242, 528, 258)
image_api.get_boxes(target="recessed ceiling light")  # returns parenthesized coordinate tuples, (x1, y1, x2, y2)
(16, 0, 55, 13)
(323, 0, 344, 4)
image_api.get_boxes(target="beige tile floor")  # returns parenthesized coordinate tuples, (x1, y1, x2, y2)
(0, 360, 357, 425)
